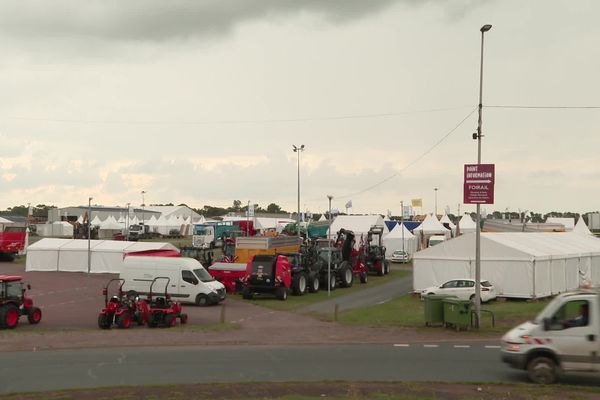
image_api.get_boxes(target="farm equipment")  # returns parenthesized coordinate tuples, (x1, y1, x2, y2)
(146, 277, 188, 328)
(278, 251, 322, 295)
(208, 262, 247, 294)
(235, 236, 302, 264)
(0, 227, 26, 262)
(98, 278, 149, 329)
(241, 255, 291, 300)
(364, 226, 389, 276)
(0, 275, 42, 329)
(313, 243, 353, 290)
(335, 229, 369, 284)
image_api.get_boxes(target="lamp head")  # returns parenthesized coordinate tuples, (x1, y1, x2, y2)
(292, 145, 297, 152)
(480, 24, 492, 32)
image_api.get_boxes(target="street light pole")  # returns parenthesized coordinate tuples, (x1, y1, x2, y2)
(126, 202, 130, 241)
(474, 23, 492, 328)
(141, 190, 146, 234)
(401, 200, 405, 259)
(327, 195, 333, 297)
(87, 197, 92, 274)
(293, 145, 305, 240)
(434, 188, 438, 217)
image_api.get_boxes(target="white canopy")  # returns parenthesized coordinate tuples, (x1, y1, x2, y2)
(440, 214, 456, 230)
(575, 216, 593, 235)
(146, 215, 158, 227)
(318, 214, 327, 222)
(383, 223, 418, 258)
(413, 232, 600, 299)
(90, 215, 102, 226)
(0, 216, 14, 224)
(329, 215, 384, 237)
(26, 238, 178, 273)
(413, 214, 449, 235)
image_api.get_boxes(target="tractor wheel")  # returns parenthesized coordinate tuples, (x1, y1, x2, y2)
(195, 294, 209, 307)
(0, 304, 19, 329)
(164, 314, 177, 328)
(292, 273, 307, 296)
(377, 261, 385, 276)
(276, 287, 288, 301)
(147, 314, 160, 328)
(360, 271, 368, 284)
(134, 311, 146, 326)
(308, 274, 320, 293)
(339, 262, 353, 288)
(384, 260, 390, 275)
(328, 274, 337, 291)
(27, 307, 42, 324)
(242, 288, 254, 300)
(97, 313, 111, 329)
(116, 313, 131, 329)
(180, 313, 188, 324)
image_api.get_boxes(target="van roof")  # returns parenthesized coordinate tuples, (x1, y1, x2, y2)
(123, 256, 202, 269)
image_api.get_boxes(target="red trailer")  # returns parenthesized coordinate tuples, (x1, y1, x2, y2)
(0, 229, 25, 262)
(208, 262, 247, 293)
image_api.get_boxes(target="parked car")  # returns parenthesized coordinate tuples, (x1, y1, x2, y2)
(389, 250, 409, 263)
(420, 278, 496, 302)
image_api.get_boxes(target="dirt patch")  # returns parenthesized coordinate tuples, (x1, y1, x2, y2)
(2, 381, 599, 400)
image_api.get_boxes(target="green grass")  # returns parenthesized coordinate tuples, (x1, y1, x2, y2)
(335, 294, 551, 333)
(243, 270, 409, 312)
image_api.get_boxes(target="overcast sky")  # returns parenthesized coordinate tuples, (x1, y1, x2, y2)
(0, 0, 598, 216)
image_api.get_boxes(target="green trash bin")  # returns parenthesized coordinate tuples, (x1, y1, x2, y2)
(424, 294, 457, 327)
(442, 298, 472, 331)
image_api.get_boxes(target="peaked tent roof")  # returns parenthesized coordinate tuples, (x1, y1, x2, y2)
(440, 214, 456, 229)
(459, 214, 477, 229)
(413, 214, 448, 234)
(575, 216, 593, 235)
(386, 223, 414, 238)
(0, 216, 14, 224)
(318, 214, 327, 222)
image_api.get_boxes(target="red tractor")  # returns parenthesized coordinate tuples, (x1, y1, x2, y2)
(146, 277, 188, 328)
(98, 278, 149, 329)
(0, 275, 42, 329)
(241, 254, 291, 300)
(334, 229, 369, 284)
(364, 226, 390, 276)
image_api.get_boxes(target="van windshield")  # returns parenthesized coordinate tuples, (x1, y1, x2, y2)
(193, 268, 214, 283)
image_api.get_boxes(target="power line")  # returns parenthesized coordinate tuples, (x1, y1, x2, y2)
(318, 107, 477, 201)
(487, 105, 600, 109)
(0, 106, 470, 126)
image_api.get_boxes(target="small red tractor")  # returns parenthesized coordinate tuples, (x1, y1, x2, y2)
(0, 275, 42, 329)
(334, 229, 369, 284)
(146, 277, 188, 328)
(364, 226, 390, 276)
(98, 278, 149, 329)
(241, 254, 291, 300)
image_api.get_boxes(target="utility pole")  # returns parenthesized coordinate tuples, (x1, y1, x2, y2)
(327, 195, 333, 297)
(87, 197, 93, 274)
(293, 145, 305, 240)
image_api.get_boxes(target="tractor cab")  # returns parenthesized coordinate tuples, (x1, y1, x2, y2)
(364, 226, 389, 276)
(0, 275, 41, 329)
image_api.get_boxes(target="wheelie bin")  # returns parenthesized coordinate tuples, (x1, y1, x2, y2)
(424, 294, 457, 327)
(442, 298, 472, 331)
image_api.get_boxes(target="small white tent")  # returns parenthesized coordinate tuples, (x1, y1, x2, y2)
(458, 214, 477, 235)
(440, 214, 456, 232)
(329, 215, 384, 239)
(575, 217, 593, 235)
(413, 232, 600, 299)
(318, 214, 327, 222)
(383, 223, 418, 258)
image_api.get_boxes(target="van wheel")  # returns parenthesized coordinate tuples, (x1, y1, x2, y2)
(195, 294, 209, 307)
(527, 356, 557, 384)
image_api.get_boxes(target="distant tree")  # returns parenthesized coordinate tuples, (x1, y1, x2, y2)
(0, 204, 56, 217)
(266, 203, 283, 213)
(232, 200, 242, 211)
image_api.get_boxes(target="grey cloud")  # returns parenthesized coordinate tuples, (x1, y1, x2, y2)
(0, 0, 400, 43)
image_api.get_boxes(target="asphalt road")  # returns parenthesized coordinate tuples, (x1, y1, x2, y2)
(299, 266, 413, 315)
(2, 342, 599, 394)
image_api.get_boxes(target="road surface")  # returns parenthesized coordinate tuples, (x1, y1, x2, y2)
(2, 342, 599, 394)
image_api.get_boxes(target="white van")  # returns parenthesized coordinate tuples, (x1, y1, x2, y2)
(501, 290, 600, 383)
(120, 256, 226, 306)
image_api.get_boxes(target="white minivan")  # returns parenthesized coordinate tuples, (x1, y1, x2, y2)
(120, 256, 226, 306)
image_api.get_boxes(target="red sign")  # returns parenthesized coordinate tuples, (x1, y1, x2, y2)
(464, 164, 495, 204)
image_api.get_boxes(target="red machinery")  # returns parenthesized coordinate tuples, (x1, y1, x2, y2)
(208, 262, 247, 294)
(0, 229, 26, 262)
(241, 255, 291, 300)
(146, 277, 188, 328)
(98, 278, 148, 329)
(334, 229, 369, 284)
(0, 275, 42, 329)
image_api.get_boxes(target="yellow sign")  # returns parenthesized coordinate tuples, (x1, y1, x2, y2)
(411, 198, 423, 208)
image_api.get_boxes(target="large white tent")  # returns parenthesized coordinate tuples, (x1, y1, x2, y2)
(383, 223, 418, 258)
(35, 221, 74, 237)
(329, 215, 384, 240)
(26, 239, 178, 273)
(413, 232, 600, 299)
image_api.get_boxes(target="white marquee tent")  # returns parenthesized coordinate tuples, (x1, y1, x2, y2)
(26, 238, 178, 273)
(35, 221, 74, 237)
(383, 223, 418, 258)
(458, 214, 477, 235)
(413, 232, 600, 299)
(329, 215, 384, 240)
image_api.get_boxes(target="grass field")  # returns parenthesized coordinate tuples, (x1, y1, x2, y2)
(335, 294, 551, 333)
(244, 270, 410, 312)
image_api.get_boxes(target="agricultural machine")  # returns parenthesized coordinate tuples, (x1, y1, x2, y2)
(97, 278, 148, 329)
(0, 227, 26, 262)
(241, 254, 291, 300)
(0, 275, 42, 329)
(313, 241, 353, 290)
(146, 277, 188, 328)
(364, 226, 390, 276)
(334, 229, 369, 284)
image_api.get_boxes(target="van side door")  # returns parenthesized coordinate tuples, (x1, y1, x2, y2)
(178, 269, 199, 300)
(546, 298, 596, 372)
